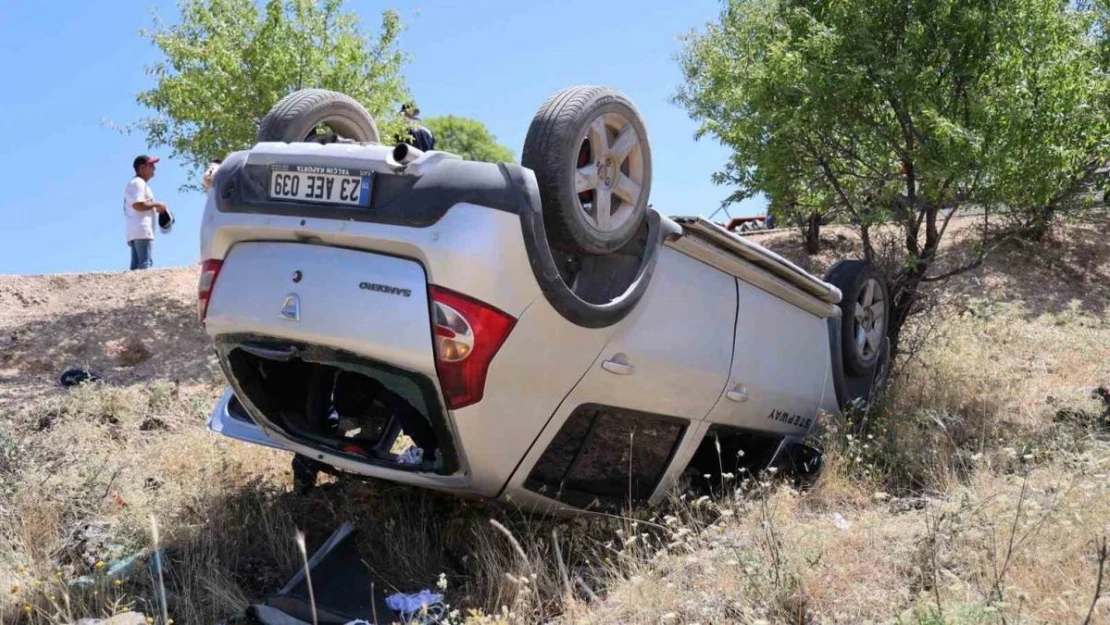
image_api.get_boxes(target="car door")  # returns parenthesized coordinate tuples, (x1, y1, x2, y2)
(705, 276, 832, 437)
(500, 245, 737, 509)
(565, 245, 737, 421)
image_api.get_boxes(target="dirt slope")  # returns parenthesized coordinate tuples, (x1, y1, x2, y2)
(0, 267, 215, 405)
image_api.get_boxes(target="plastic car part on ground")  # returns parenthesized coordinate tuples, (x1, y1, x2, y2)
(245, 522, 446, 625)
(385, 590, 446, 623)
(69, 613, 148, 625)
(69, 547, 165, 590)
(59, 366, 101, 387)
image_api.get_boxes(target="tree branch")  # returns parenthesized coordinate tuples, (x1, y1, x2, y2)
(936, 204, 961, 241)
(919, 233, 1016, 283)
(803, 135, 859, 217)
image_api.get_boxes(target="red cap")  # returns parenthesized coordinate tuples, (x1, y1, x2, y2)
(133, 155, 160, 169)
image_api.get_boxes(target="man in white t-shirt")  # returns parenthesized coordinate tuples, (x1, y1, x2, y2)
(123, 155, 168, 270)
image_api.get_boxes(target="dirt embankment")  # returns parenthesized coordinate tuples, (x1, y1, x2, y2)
(0, 267, 215, 405)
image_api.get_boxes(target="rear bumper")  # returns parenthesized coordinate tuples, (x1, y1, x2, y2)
(207, 388, 290, 451)
(207, 386, 477, 493)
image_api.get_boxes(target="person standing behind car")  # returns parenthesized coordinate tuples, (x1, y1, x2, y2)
(202, 158, 222, 191)
(398, 102, 436, 152)
(123, 155, 167, 271)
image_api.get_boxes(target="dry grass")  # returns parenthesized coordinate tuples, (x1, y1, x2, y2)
(1, 217, 1109, 624)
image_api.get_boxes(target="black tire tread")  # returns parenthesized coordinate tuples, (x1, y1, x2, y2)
(257, 88, 378, 144)
(522, 86, 606, 254)
(521, 85, 651, 255)
(825, 260, 888, 377)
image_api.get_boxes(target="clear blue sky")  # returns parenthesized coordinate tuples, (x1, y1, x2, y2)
(0, 0, 766, 276)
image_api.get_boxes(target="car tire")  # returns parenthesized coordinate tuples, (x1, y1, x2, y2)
(257, 88, 380, 144)
(825, 260, 890, 377)
(522, 85, 653, 255)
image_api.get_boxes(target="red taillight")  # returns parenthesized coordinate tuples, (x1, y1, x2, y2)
(428, 286, 516, 410)
(197, 259, 223, 322)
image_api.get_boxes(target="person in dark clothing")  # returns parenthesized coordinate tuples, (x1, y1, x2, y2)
(398, 102, 436, 152)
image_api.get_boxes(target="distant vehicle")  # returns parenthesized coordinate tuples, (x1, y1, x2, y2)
(198, 86, 891, 514)
(723, 215, 776, 233)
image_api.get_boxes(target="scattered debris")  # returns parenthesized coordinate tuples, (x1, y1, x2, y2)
(831, 513, 851, 531)
(70, 548, 166, 590)
(396, 446, 424, 466)
(57, 521, 126, 569)
(68, 612, 147, 625)
(59, 366, 101, 387)
(386, 589, 446, 623)
(247, 523, 396, 625)
(1093, 385, 1110, 412)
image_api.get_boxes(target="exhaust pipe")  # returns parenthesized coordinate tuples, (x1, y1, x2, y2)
(392, 143, 424, 165)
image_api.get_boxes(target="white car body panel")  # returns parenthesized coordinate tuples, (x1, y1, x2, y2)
(706, 276, 834, 435)
(567, 246, 737, 421)
(205, 242, 438, 377)
(202, 199, 543, 321)
(448, 298, 615, 497)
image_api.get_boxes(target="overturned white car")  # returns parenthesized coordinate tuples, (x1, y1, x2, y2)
(199, 86, 890, 514)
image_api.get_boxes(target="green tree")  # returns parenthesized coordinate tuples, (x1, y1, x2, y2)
(131, 0, 411, 187)
(676, 0, 1110, 353)
(423, 115, 516, 163)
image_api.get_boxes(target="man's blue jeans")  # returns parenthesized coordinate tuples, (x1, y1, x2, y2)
(129, 239, 153, 270)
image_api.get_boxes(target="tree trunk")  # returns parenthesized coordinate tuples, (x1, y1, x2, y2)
(1024, 206, 1053, 241)
(803, 211, 821, 255)
(886, 267, 926, 358)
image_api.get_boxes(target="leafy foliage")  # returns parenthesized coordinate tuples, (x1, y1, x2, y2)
(675, 0, 1110, 351)
(132, 0, 411, 187)
(423, 115, 516, 163)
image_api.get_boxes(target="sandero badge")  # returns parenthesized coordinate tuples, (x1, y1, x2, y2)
(358, 282, 412, 298)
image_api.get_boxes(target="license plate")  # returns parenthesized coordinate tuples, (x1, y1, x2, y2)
(269, 165, 373, 207)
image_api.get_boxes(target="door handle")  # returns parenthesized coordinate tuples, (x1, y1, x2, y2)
(726, 386, 749, 402)
(601, 358, 634, 375)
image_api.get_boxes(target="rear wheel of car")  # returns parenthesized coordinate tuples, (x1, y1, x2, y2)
(257, 89, 380, 144)
(522, 85, 653, 255)
(825, 260, 889, 377)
